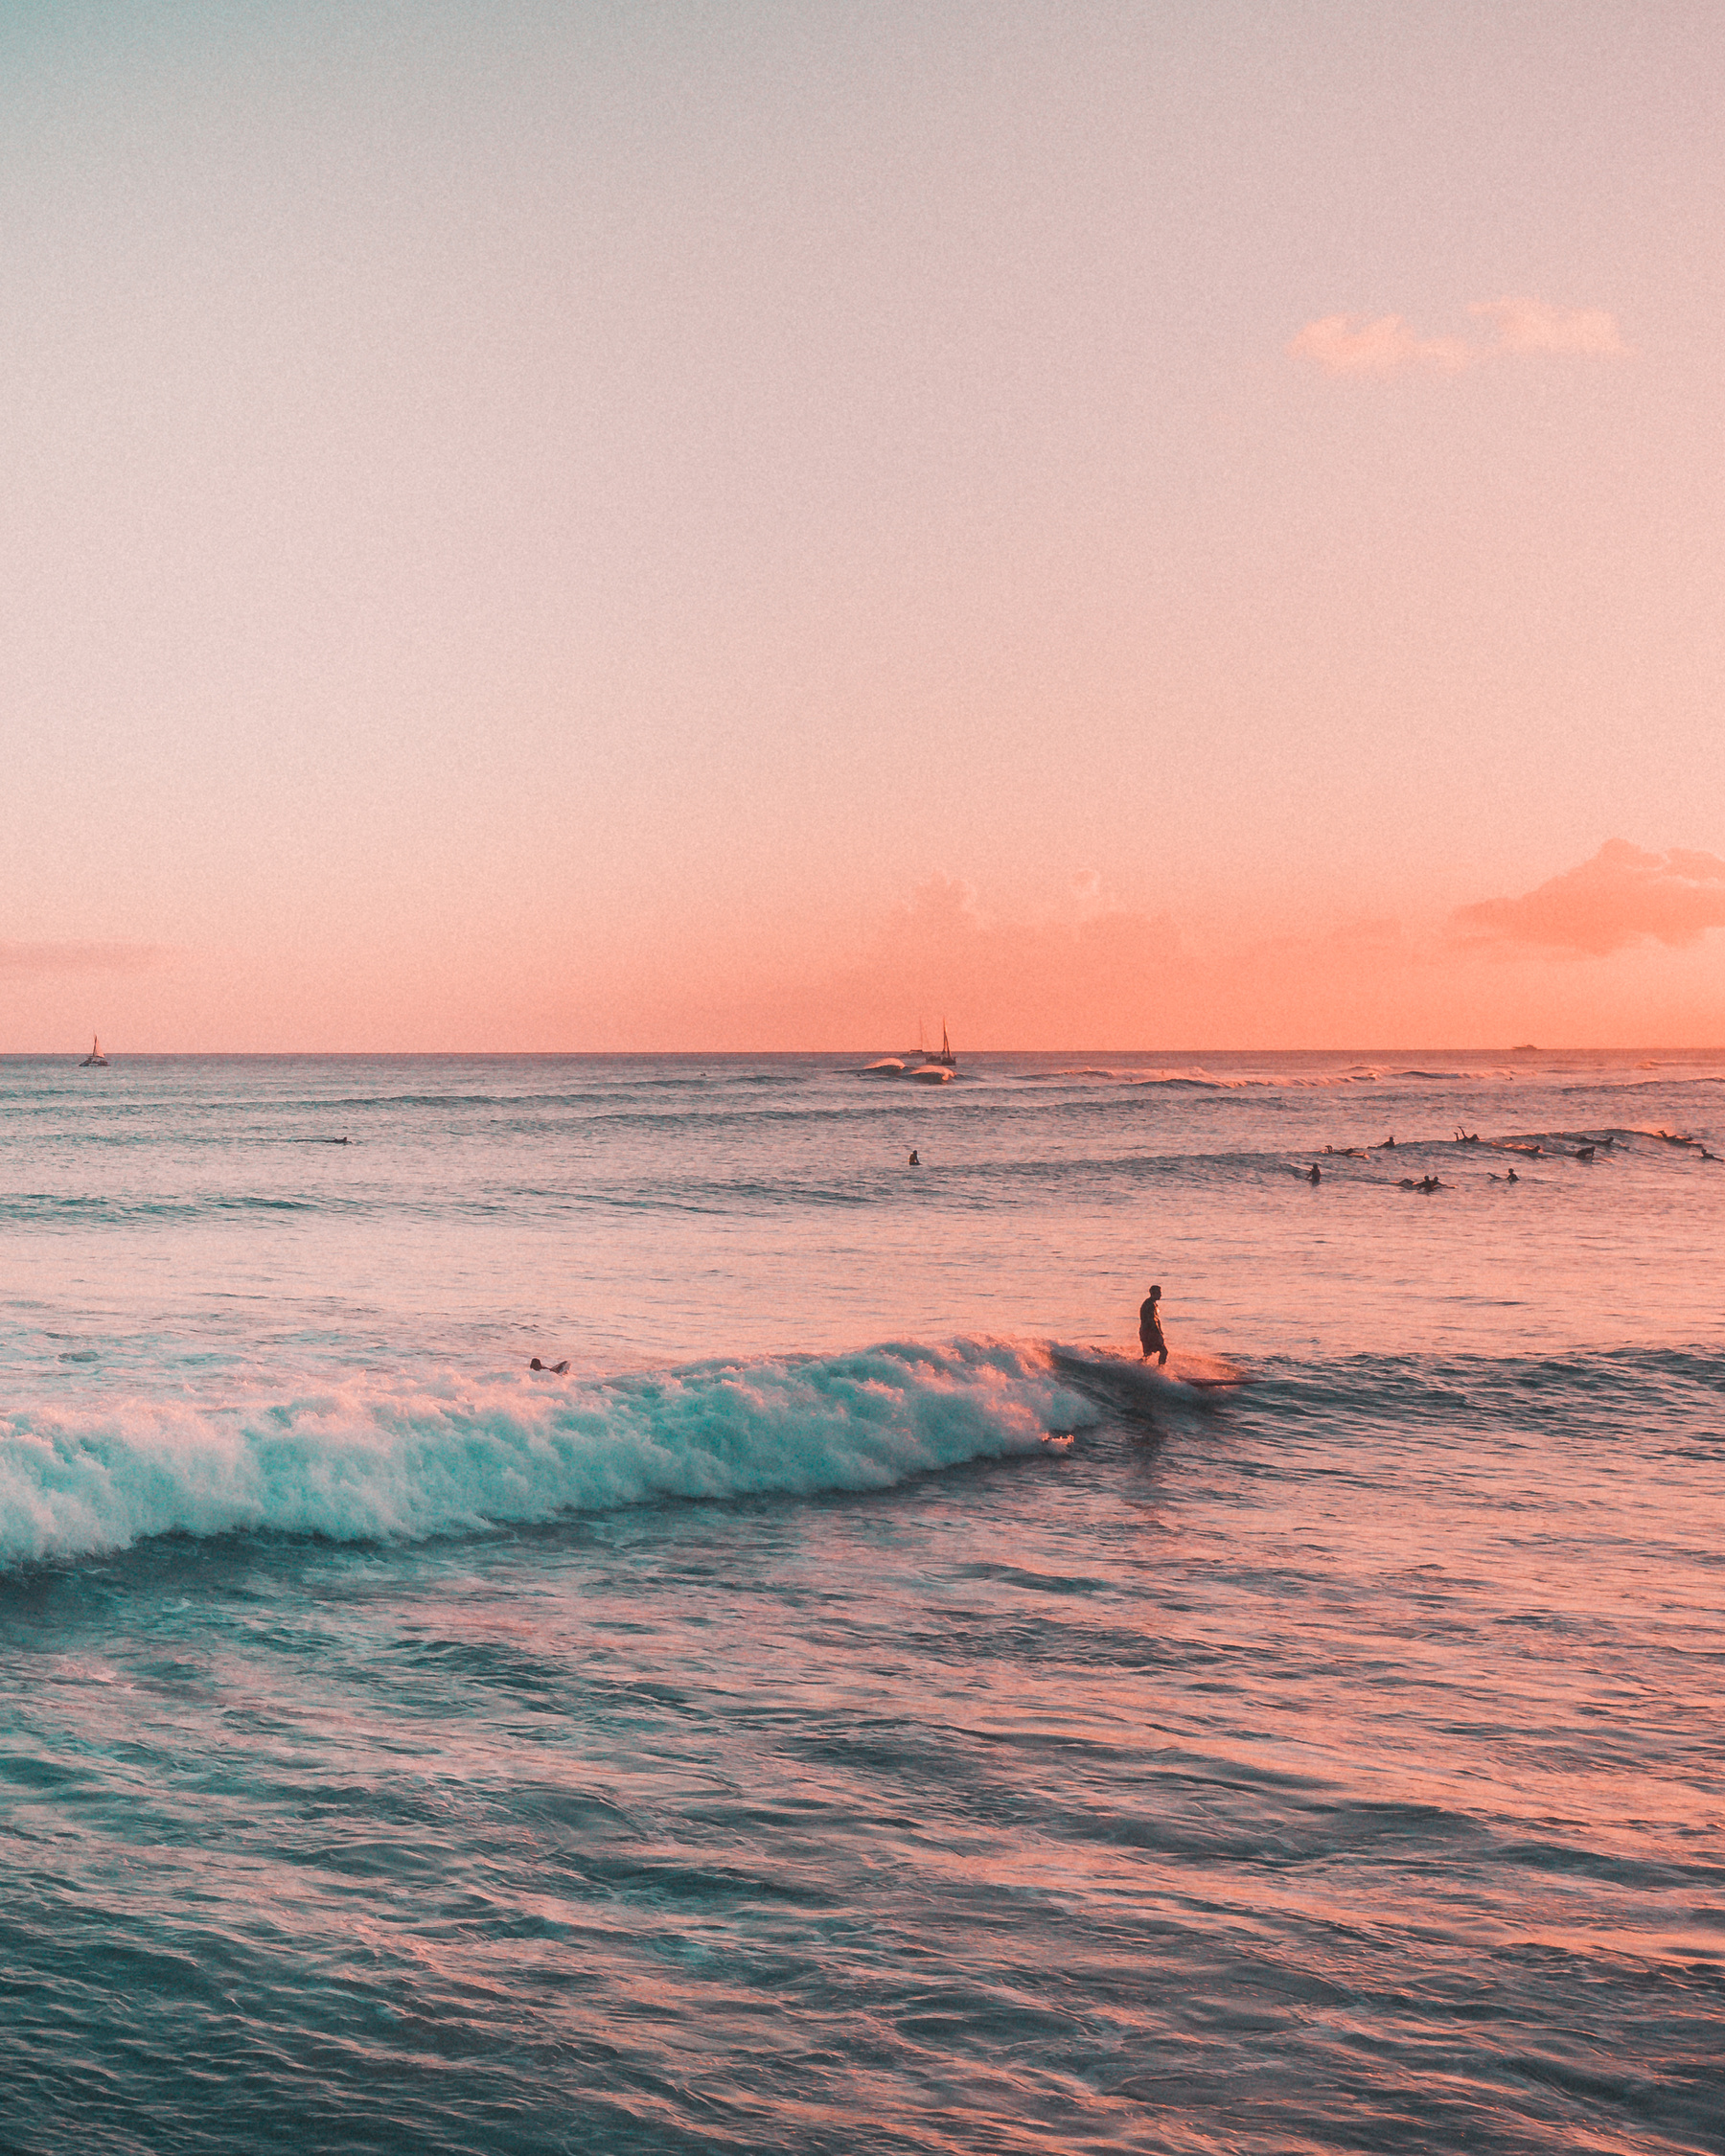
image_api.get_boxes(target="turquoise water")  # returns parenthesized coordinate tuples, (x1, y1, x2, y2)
(2, 1053, 1721, 2152)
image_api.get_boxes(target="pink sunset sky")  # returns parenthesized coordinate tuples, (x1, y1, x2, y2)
(3, 1, 1721, 1050)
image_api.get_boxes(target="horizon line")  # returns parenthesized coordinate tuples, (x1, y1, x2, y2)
(5, 1045, 1722, 1061)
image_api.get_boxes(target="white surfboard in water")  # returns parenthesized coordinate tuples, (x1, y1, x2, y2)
(1049, 1342, 1246, 1402)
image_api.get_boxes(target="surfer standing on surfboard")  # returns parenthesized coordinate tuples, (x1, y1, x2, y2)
(1138, 1285, 1168, 1366)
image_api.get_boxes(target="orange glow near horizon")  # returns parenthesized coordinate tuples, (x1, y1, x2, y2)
(6, 840, 1722, 1052)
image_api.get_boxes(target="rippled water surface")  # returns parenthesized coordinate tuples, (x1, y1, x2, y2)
(2, 1052, 1721, 2152)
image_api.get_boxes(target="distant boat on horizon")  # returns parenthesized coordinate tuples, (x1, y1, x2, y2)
(80, 1035, 108, 1067)
(859, 1020, 957, 1083)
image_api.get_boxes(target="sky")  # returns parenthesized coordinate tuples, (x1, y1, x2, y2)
(2, 0, 1721, 1049)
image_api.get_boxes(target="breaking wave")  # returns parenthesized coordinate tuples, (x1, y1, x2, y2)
(0, 1337, 1092, 1567)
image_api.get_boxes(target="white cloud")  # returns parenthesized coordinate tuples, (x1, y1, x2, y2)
(1450, 840, 1725, 956)
(1286, 313, 1474, 377)
(1289, 298, 1628, 378)
(1470, 296, 1629, 356)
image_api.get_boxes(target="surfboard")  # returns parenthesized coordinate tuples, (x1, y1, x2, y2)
(1049, 1342, 1246, 1403)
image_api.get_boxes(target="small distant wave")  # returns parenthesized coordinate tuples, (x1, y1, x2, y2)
(0, 1192, 371, 1227)
(0, 1338, 1092, 1567)
(1024, 1067, 1290, 1090)
(1022, 1065, 1526, 1090)
(1483, 1125, 1718, 1153)
(1252, 1342, 1725, 1437)
(1584, 1075, 1725, 1093)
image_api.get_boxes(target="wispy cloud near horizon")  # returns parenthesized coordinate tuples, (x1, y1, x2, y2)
(1289, 298, 1629, 378)
(1451, 841, 1725, 956)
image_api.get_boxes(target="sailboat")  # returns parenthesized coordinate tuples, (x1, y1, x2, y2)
(905, 1019, 956, 1083)
(80, 1035, 108, 1067)
(858, 1020, 958, 1082)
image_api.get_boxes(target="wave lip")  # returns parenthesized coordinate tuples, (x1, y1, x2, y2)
(0, 1338, 1092, 1567)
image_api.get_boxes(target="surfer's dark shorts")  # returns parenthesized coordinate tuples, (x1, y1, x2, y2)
(1139, 1331, 1165, 1354)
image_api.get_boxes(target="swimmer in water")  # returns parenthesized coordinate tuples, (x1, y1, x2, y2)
(529, 1358, 570, 1375)
(1307, 1163, 1322, 1184)
(1138, 1285, 1168, 1366)
(908, 1150, 920, 1166)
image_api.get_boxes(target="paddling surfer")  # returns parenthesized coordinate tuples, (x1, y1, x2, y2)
(1138, 1285, 1168, 1366)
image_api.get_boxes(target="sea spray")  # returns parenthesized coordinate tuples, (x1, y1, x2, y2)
(0, 1336, 1092, 1565)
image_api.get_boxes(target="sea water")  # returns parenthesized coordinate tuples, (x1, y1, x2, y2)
(1, 1051, 1720, 2154)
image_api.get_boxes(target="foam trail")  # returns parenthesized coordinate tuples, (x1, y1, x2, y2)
(0, 1337, 1092, 1565)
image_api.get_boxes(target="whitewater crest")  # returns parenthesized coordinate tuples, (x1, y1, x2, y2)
(0, 1338, 1092, 1566)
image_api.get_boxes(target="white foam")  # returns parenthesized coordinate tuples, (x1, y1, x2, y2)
(0, 1337, 1093, 1566)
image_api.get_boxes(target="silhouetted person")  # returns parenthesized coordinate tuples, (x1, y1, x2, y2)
(529, 1358, 569, 1375)
(1307, 1163, 1322, 1184)
(1138, 1285, 1167, 1366)
(908, 1150, 920, 1166)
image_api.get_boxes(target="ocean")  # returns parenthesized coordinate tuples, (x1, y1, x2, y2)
(2, 1050, 1720, 2154)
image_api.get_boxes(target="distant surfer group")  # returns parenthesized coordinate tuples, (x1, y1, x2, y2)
(1290, 1122, 1718, 1193)
(1300, 1144, 1445, 1190)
